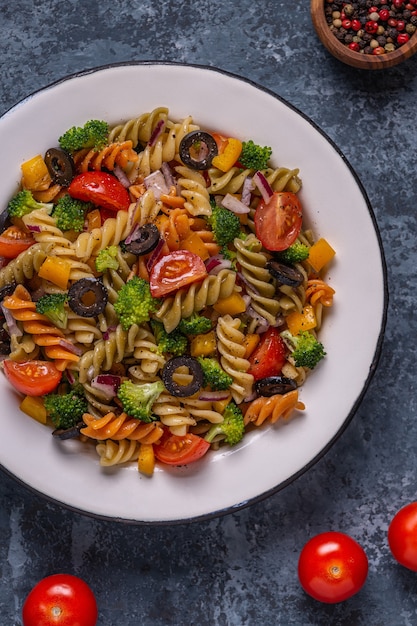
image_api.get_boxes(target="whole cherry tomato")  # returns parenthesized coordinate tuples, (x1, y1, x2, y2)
(298, 531, 368, 604)
(68, 171, 130, 212)
(388, 502, 417, 571)
(22, 573, 98, 626)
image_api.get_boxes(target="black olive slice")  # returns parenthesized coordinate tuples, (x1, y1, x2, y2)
(179, 131, 218, 170)
(266, 261, 304, 287)
(68, 278, 108, 317)
(255, 376, 297, 397)
(0, 209, 10, 233)
(52, 422, 83, 440)
(123, 224, 160, 256)
(161, 356, 204, 397)
(44, 147, 75, 186)
(0, 282, 16, 302)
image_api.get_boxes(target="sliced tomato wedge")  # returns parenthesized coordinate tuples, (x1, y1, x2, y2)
(247, 327, 287, 381)
(3, 360, 62, 396)
(154, 431, 210, 466)
(68, 171, 131, 212)
(254, 191, 302, 252)
(149, 249, 207, 298)
(0, 226, 35, 258)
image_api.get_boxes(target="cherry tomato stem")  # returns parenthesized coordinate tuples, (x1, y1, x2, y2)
(22, 574, 98, 626)
(298, 532, 368, 604)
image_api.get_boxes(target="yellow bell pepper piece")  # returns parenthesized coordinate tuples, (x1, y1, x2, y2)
(138, 443, 155, 477)
(285, 304, 317, 335)
(242, 333, 260, 359)
(190, 330, 217, 357)
(213, 396, 231, 414)
(212, 138, 243, 172)
(308, 238, 336, 272)
(38, 256, 71, 290)
(213, 292, 246, 316)
(181, 232, 210, 261)
(21, 155, 52, 191)
(19, 396, 47, 424)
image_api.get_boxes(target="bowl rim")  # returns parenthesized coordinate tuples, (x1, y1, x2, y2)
(0, 61, 389, 524)
(310, 0, 417, 69)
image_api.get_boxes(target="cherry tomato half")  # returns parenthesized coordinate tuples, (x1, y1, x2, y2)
(68, 171, 131, 212)
(3, 360, 62, 396)
(298, 532, 368, 604)
(22, 573, 98, 626)
(154, 431, 210, 466)
(247, 327, 287, 381)
(388, 502, 417, 571)
(0, 225, 35, 258)
(149, 249, 207, 298)
(254, 191, 302, 252)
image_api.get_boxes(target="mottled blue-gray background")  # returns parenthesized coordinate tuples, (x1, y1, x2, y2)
(1, 1, 416, 624)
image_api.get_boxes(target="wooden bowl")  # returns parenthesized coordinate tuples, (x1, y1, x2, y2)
(311, 0, 417, 69)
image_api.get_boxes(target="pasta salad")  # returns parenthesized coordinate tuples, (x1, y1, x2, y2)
(0, 108, 335, 476)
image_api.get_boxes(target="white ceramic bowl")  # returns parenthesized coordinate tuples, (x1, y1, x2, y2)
(0, 63, 387, 523)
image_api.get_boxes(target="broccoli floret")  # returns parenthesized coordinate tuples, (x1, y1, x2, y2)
(52, 194, 89, 232)
(117, 379, 165, 422)
(35, 292, 68, 329)
(179, 313, 212, 335)
(274, 242, 310, 265)
(239, 140, 272, 171)
(58, 119, 109, 153)
(208, 203, 242, 247)
(197, 357, 233, 391)
(114, 276, 161, 330)
(44, 390, 88, 430)
(151, 320, 187, 357)
(95, 245, 120, 273)
(280, 329, 326, 369)
(205, 401, 245, 446)
(8, 189, 53, 220)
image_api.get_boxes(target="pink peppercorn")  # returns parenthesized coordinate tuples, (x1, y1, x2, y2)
(372, 46, 386, 54)
(348, 42, 361, 51)
(351, 19, 362, 31)
(393, 0, 404, 7)
(397, 32, 410, 43)
(365, 20, 379, 33)
(342, 19, 352, 28)
(379, 9, 390, 20)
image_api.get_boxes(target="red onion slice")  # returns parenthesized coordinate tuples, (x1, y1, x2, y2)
(144, 170, 169, 200)
(58, 339, 83, 356)
(146, 238, 165, 272)
(1, 304, 22, 337)
(102, 325, 117, 341)
(161, 162, 176, 190)
(91, 374, 122, 398)
(241, 176, 254, 206)
(221, 193, 250, 214)
(253, 171, 274, 203)
(199, 390, 230, 402)
(148, 119, 166, 147)
(113, 165, 131, 188)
